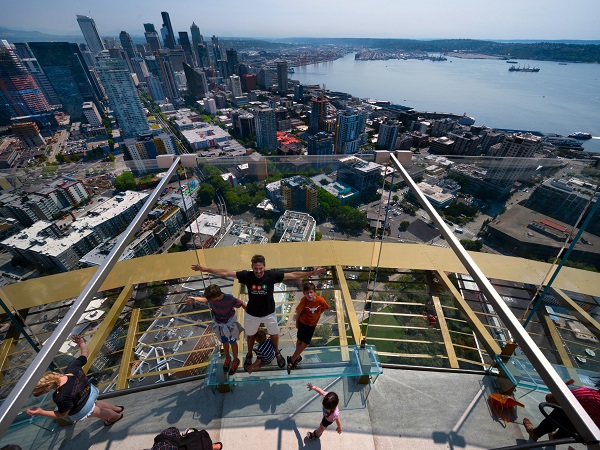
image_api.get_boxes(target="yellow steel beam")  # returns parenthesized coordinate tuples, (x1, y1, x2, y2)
(436, 270, 501, 357)
(334, 265, 362, 345)
(231, 279, 246, 355)
(542, 315, 573, 368)
(116, 308, 140, 391)
(4, 242, 600, 310)
(552, 288, 600, 340)
(432, 295, 459, 368)
(0, 338, 16, 385)
(84, 285, 133, 373)
(334, 290, 348, 348)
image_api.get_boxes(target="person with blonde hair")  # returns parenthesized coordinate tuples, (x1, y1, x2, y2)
(27, 335, 124, 426)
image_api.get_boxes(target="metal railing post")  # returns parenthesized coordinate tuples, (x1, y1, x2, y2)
(0, 157, 181, 437)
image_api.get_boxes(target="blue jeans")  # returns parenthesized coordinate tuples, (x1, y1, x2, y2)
(69, 384, 99, 421)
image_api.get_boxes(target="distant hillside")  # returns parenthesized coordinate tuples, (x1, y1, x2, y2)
(0, 26, 84, 44)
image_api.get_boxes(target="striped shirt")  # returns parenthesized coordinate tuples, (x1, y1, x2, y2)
(255, 338, 275, 364)
(572, 386, 600, 427)
(207, 294, 243, 324)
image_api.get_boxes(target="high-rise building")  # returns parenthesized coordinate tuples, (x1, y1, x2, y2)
(178, 32, 195, 67)
(230, 75, 242, 98)
(28, 42, 102, 121)
(130, 57, 149, 83)
(76, 15, 105, 57)
(280, 175, 318, 213)
(334, 107, 367, 154)
(0, 41, 51, 117)
(161, 12, 176, 50)
(103, 37, 119, 50)
(182, 63, 208, 99)
(144, 23, 162, 52)
(119, 31, 137, 59)
(254, 105, 277, 152)
(190, 22, 202, 68)
(241, 74, 257, 92)
(11, 122, 44, 147)
(276, 61, 288, 94)
(211, 36, 222, 63)
(274, 210, 317, 243)
(154, 51, 181, 103)
(257, 68, 272, 90)
(120, 132, 177, 173)
(448, 130, 481, 156)
(293, 83, 304, 102)
(308, 94, 329, 134)
(82, 101, 102, 127)
(14, 43, 61, 107)
(376, 119, 400, 150)
(337, 156, 382, 198)
(95, 52, 150, 139)
(307, 132, 334, 156)
(226, 48, 238, 77)
(231, 111, 255, 139)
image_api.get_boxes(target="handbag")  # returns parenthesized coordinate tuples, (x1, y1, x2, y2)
(489, 393, 524, 423)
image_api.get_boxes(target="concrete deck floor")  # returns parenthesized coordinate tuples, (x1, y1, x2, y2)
(2, 369, 586, 450)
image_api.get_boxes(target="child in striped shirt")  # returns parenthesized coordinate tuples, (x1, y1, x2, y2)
(244, 328, 275, 374)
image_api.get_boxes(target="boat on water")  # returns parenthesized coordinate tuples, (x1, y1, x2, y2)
(559, 62, 568, 65)
(509, 65, 540, 72)
(544, 137, 585, 149)
(568, 132, 592, 140)
(506, 60, 518, 64)
(287, 67, 295, 74)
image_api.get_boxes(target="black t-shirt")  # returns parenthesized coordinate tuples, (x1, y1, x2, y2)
(53, 355, 91, 415)
(236, 269, 284, 317)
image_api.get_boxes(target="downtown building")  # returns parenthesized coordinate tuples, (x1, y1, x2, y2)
(95, 52, 150, 139)
(273, 210, 317, 243)
(334, 107, 367, 154)
(337, 156, 382, 199)
(76, 15, 105, 58)
(254, 105, 277, 152)
(121, 132, 177, 173)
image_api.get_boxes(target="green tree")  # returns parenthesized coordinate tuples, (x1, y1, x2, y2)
(197, 184, 215, 205)
(399, 221, 410, 230)
(114, 171, 136, 191)
(315, 231, 322, 241)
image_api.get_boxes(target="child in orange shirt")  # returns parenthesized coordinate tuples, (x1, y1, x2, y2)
(287, 282, 330, 374)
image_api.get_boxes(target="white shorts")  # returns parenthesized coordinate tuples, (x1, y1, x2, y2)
(244, 312, 280, 336)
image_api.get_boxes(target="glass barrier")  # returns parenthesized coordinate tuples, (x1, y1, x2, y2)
(0, 151, 599, 441)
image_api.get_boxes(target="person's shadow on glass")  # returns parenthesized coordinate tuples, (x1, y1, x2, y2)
(259, 382, 293, 414)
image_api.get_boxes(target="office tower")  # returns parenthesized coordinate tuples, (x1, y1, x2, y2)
(190, 22, 202, 67)
(230, 75, 242, 98)
(144, 23, 162, 52)
(211, 36, 222, 63)
(82, 101, 102, 127)
(196, 42, 210, 68)
(281, 175, 318, 213)
(119, 31, 137, 59)
(226, 48, 238, 77)
(376, 119, 400, 150)
(76, 15, 105, 57)
(11, 122, 45, 147)
(0, 41, 51, 116)
(257, 68, 272, 90)
(95, 52, 149, 139)
(130, 57, 149, 83)
(309, 94, 329, 134)
(337, 156, 382, 198)
(448, 130, 481, 156)
(78, 43, 95, 68)
(232, 110, 255, 138)
(178, 32, 195, 67)
(154, 51, 181, 102)
(146, 73, 166, 102)
(254, 105, 277, 152)
(108, 48, 132, 73)
(307, 132, 334, 156)
(334, 107, 367, 154)
(204, 97, 217, 114)
(14, 43, 61, 106)
(103, 37, 119, 50)
(276, 61, 288, 94)
(182, 63, 208, 99)
(485, 133, 542, 194)
(293, 83, 303, 102)
(0, 89, 15, 125)
(120, 132, 177, 173)
(167, 48, 186, 72)
(241, 74, 257, 92)
(161, 12, 176, 50)
(29, 42, 104, 120)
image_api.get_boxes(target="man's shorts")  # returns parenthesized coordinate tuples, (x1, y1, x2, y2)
(297, 321, 316, 345)
(244, 312, 279, 336)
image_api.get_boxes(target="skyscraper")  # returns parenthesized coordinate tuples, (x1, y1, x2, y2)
(190, 23, 202, 68)
(76, 15, 105, 57)
(254, 105, 277, 152)
(376, 119, 400, 150)
(161, 12, 176, 50)
(230, 75, 242, 98)
(307, 132, 334, 156)
(119, 31, 137, 59)
(95, 52, 150, 139)
(144, 23, 162, 52)
(0, 41, 51, 116)
(334, 107, 367, 154)
(178, 32, 195, 67)
(28, 42, 102, 120)
(309, 94, 329, 134)
(12, 44, 61, 107)
(154, 51, 180, 103)
(182, 63, 208, 99)
(276, 61, 288, 94)
(226, 48, 238, 77)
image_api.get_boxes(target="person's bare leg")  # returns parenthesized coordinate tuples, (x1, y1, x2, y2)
(223, 341, 230, 359)
(95, 400, 121, 413)
(271, 334, 280, 352)
(246, 334, 256, 361)
(291, 341, 308, 363)
(231, 341, 239, 360)
(90, 404, 120, 422)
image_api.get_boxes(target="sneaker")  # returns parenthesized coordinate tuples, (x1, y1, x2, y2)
(223, 358, 231, 373)
(229, 358, 240, 375)
(307, 431, 320, 440)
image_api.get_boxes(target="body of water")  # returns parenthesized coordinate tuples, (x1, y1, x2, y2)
(291, 54, 600, 152)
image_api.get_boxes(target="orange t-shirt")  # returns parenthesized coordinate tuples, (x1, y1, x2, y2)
(296, 295, 330, 326)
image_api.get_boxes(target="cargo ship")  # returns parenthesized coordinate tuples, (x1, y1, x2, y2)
(568, 132, 592, 140)
(508, 65, 540, 72)
(506, 60, 518, 64)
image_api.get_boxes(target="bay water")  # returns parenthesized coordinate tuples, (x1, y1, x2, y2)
(291, 53, 600, 152)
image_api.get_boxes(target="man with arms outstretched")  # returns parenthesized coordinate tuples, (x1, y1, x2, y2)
(192, 254, 325, 369)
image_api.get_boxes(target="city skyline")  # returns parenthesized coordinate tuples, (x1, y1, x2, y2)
(1, 0, 599, 41)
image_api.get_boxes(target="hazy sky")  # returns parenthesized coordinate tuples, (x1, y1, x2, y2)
(2, 0, 599, 40)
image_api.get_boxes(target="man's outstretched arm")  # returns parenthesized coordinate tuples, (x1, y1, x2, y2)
(283, 267, 326, 280)
(191, 264, 236, 278)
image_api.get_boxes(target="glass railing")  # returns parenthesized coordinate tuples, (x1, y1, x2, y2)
(0, 151, 599, 446)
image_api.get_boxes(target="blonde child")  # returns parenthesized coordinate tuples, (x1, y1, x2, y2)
(306, 382, 342, 440)
(287, 282, 330, 374)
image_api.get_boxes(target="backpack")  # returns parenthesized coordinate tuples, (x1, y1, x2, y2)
(152, 427, 213, 450)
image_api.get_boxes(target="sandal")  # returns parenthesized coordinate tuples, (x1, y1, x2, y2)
(523, 418, 538, 442)
(115, 406, 125, 414)
(293, 356, 302, 368)
(229, 358, 240, 375)
(306, 431, 320, 440)
(104, 413, 123, 426)
(275, 351, 285, 368)
(244, 353, 253, 367)
(287, 356, 293, 375)
(223, 358, 231, 373)
(214, 442, 223, 450)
